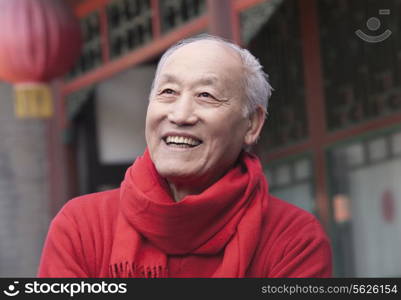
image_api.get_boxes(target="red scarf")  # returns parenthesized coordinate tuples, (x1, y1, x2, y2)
(109, 149, 269, 278)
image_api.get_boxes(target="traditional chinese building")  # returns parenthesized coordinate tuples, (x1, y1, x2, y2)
(0, 0, 400, 277)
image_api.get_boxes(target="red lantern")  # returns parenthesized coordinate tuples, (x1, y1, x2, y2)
(0, 0, 82, 118)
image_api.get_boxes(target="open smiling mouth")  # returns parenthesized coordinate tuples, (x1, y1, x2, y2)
(163, 136, 203, 148)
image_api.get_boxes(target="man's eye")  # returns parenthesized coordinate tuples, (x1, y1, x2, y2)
(161, 88, 175, 95)
(198, 92, 213, 98)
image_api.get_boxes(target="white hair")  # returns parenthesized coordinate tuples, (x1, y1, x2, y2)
(150, 34, 273, 116)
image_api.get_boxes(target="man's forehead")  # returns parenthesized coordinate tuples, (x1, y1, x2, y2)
(164, 40, 242, 66)
(158, 73, 220, 85)
(156, 41, 241, 81)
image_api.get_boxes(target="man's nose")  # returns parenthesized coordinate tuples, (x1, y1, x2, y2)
(167, 94, 198, 126)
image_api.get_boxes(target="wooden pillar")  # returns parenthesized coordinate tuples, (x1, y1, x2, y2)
(47, 82, 67, 217)
(207, 0, 235, 40)
(299, 0, 330, 228)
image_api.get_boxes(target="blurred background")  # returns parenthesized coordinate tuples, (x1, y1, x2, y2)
(0, 0, 400, 277)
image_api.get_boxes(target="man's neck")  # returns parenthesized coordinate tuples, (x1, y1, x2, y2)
(167, 182, 204, 202)
(165, 163, 237, 202)
(167, 173, 225, 202)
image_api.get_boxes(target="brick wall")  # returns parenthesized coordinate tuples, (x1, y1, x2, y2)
(0, 82, 51, 277)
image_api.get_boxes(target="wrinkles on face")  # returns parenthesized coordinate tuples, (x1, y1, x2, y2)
(145, 40, 249, 201)
(155, 73, 233, 103)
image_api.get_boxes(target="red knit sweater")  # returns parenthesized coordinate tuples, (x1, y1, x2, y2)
(37, 188, 332, 277)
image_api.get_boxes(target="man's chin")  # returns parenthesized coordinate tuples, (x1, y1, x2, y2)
(156, 168, 199, 181)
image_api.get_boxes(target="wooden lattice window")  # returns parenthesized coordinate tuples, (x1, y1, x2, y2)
(68, 11, 102, 78)
(159, 0, 206, 33)
(244, 0, 308, 152)
(107, 0, 153, 59)
(318, 0, 401, 131)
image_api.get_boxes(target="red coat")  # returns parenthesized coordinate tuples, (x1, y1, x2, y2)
(38, 151, 332, 278)
(37, 190, 332, 277)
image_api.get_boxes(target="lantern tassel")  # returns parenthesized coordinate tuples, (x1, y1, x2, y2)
(14, 83, 53, 118)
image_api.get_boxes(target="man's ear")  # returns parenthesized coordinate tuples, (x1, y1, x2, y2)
(244, 106, 266, 146)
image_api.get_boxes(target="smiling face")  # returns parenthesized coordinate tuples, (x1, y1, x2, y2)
(145, 40, 258, 191)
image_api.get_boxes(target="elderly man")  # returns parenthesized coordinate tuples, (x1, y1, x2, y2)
(38, 34, 332, 278)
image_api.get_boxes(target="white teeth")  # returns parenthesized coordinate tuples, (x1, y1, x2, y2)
(165, 136, 201, 146)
